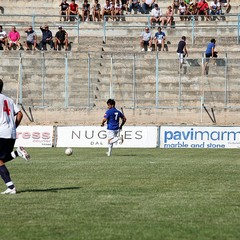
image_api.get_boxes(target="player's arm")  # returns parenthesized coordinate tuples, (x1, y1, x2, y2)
(119, 115, 126, 130)
(15, 111, 23, 128)
(101, 117, 107, 127)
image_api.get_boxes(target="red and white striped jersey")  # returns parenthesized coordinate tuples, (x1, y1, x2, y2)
(0, 94, 20, 139)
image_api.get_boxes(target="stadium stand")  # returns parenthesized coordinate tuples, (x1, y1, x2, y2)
(0, 0, 239, 125)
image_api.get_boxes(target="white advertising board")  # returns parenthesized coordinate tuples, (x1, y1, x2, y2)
(15, 126, 53, 147)
(56, 126, 158, 148)
(160, 126, 240, 148)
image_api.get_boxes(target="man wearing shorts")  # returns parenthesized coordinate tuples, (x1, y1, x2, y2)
(177, 36, 188, 68)
(154, 27, 166, 51)
(0, 79, 30, 194)
(101, 99, 126, 157)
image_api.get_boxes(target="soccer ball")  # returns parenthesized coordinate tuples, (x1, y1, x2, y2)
(65, 147, 73, 156)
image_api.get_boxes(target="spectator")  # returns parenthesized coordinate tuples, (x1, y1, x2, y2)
(172, 0, 180, 14)
(68, 0, 79, 21)
(102, 0, 112, 21)
(114, 0, 123, 21)
(129, 0, 141, 14)
(142, 0, 155, 14)
(39, 25, 54, 50)
(177, 36, 188, 68)
(121, 0, 129, 14)
(140, 27, 152, 52)
(196, 0, 210, 21)
(59, 0, 69, 21)
(82, 0, 90, 22)
(209, 0, 221, 19)
(205, 38, 218, 62)
(154, 27, 166, 51)
(0, 25, 8, 50)
(179, 1, 188, 21)
(161, 5, 174, 27)
(54, 26, 69, 51)
(8, 26, 21, 50)
(24, 26, 37, 51)
(92, 0, 101, 21)
(220, 0, 231, 14)
(150, 4, 162, 27)
(186, 2, 197, 20)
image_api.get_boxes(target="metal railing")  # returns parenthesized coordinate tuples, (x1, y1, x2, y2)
(0, 13, 239, 45)
(2, 53, 240, 110)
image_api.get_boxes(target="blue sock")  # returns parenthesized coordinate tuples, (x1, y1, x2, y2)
(0, 165, 15, 189)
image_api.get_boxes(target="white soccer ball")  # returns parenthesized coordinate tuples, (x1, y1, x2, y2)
(65, 147, 73, 156)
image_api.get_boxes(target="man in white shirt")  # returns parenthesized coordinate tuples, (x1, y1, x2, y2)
(140, 27, 152, 51)
(150, 4, 162, 26)
(0, 79, 30, 194)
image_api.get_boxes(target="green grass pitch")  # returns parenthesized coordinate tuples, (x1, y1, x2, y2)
(0, 148, 239, 240)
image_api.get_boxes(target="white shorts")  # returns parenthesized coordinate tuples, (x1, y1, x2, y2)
(107, 130, 119, 140)
(177, 53, 185, 64)
(158, 39, 163, 44)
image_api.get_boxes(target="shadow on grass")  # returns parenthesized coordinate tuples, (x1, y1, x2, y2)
(18, 186, 81, 193)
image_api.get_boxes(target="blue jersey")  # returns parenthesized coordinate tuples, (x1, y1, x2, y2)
(206, 42, 215, 55)
(104, 107, 124, 130)
(155, 31, 165, 40)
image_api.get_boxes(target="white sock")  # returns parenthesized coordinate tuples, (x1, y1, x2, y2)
(11, 151, 17, 158)
(108, 143, 113, 154)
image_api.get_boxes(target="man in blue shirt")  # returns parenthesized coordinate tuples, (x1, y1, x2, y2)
(101, 99, 126, 157)
(154, 27, 166, 51)
(205, 38, 217, 71)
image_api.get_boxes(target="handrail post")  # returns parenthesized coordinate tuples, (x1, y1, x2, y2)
(32, 15, 35, 30)
(77, 19, 80, 44)
(155, 52, 159, 108)
(133, 53, 136, 109)
(103, 16, 106, 43)
(238, 13, 240, 44)
(191, 15, 195, 45)
(64, 53, 69, 108)
(87, 53, 91, 108)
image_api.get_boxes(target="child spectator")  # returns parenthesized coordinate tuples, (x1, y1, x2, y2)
(25, 26, 37, 51)
(102, 0, 112, 21)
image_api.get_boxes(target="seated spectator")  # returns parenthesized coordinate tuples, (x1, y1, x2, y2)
(129, 0, 141, 14)
(68, 0, 79, 21)
(219, 0, 231, 14)
(39, 25, 54, 50)
(102, 0, 112, 21)
(196, 0, 210, 21)
(92, 0, 101, 21)
(154, 27, 166, 51)
(140, 27, 152, 52)
(25, 26, 37, 50)
(150, 4, 162, 27)
(186, 2, 197, 20)
(82, 0, 90, 21)
(59, 0, 69, 21)
(54, 26, 69, 51)
(114, 0, 123, 21)
(179, 1, 188, 21)
(0, 25, 8, 50)
(8, 26, 21, 50)
(142, 0, 155, 14)
(161, 5, 174, 27)
(209, 0, 221, 19)
(172, 0, 180, 14)
(121, 0, 129, 14)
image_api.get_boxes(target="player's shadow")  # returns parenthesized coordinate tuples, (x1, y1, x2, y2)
(18, 186, 81, 193)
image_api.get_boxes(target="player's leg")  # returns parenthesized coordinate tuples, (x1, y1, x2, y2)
(0, 139, 17, 194)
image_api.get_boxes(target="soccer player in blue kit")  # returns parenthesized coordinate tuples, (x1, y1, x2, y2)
(101, 99, 126, 157)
